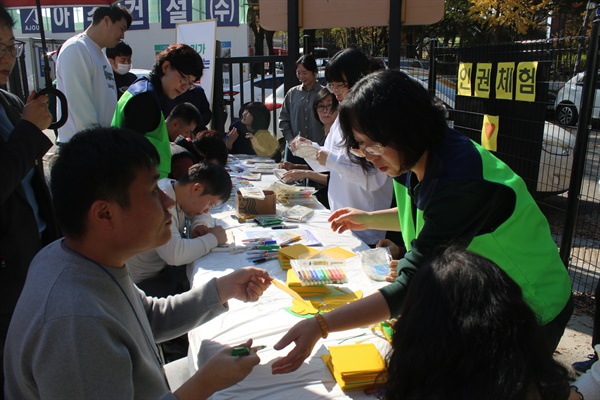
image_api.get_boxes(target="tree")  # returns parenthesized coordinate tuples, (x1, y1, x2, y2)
(247, 2, 275, 57)
(469, 0, 552, 41)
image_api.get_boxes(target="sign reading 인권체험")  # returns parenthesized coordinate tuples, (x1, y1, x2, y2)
(206, 0, 239, 27)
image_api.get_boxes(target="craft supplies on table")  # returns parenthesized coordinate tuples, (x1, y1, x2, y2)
(322, 343, 386, 392)
(291, 259, 348, 286)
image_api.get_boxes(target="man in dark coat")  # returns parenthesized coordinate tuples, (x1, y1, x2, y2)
(0, 5, 60, 394)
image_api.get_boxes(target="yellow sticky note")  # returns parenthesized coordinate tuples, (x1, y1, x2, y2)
(496, 62, 515, 100)
(474, 63, 492, 99)
(515, 61, 537, 102)
(318, 247, 357, 260)
(481, 114, 499, 152)
(271, 278, 304, 301)
(457, 62, 472, 96)
(329, 343, 386, 376)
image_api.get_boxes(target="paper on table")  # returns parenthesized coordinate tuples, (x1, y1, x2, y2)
(271, 278, 305, 301)
(293, 143, 319, 160)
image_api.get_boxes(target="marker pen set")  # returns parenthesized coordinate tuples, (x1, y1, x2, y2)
(247, 251, 278, 262)
(291, 260, 347, 286)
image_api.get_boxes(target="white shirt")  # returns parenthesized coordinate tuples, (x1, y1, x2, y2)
(56, 33, 118, 143)
(573, 344, 600, 399)
(127, 179, 218, 283)
(305, 117, 393, 245)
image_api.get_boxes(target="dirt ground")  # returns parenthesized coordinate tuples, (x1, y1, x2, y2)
(555, 295, 595, 376)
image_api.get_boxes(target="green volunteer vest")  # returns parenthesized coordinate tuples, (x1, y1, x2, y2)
(111, 89, 171, 179)
(395, 140, 571, 325)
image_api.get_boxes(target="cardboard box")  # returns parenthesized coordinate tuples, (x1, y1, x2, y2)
(235, 189, 276, 215)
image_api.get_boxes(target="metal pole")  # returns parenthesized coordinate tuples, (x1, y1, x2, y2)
(388, 0, 402, 69)
(428, 38, 437, 98)
(560, 5, 600, 266)
(285, 0, 299, 93)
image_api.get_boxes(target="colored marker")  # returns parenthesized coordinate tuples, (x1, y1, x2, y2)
(253, 255, 278, 264)
(245, 244, 280, 251)
(231, 345, 267, 357)
(270, 225, 299, 230)
(280, 235, 302, 246)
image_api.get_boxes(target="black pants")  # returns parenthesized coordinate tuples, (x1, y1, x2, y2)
(542, 293, 574, 355)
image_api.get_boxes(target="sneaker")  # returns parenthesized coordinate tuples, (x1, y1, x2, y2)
(573, 353, 598, 373)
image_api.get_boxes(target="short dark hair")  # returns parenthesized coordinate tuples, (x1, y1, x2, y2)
(92, 5, 132, 29)
(0, 4, 14, 28)
(167, 102, 201, 127)
(325, 47, 369, 89)
(51, 127, 159, 239)
(178, 162, 232, 203)
(244, 101, 270, 132)
(151, 43, 204, 81)
(367, 56, 386, 73)
(384, 247, 571, 400)
(312, 88, 338, 125)
(338, 69, 447, 174)
(106, 41, 133, 59)
(193, 135, 228, 167)
(296, 54, 318, 74)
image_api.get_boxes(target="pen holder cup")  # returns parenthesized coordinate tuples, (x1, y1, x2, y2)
(236, 190, 276, 215)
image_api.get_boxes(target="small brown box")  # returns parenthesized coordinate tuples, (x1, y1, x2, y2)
(235, 190, 276, 215)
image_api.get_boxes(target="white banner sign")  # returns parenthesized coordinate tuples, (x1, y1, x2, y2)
(176, 19, 217, 109)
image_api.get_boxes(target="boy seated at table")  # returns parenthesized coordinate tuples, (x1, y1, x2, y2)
(127, 161, 231, 297)
(4, 127, 271, 399)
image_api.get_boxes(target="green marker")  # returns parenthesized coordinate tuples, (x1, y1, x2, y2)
(231, 345, 267, 357)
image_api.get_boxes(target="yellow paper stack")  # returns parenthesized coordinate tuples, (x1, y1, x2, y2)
(278, 244, 357, 270)
(277, 244, 319, 270)
(322, 343, 387, 392)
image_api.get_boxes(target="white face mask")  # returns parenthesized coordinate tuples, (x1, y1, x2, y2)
(116, 63, 132, 75)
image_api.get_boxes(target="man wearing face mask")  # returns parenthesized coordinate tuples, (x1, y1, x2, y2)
(106, 41, 137, 99)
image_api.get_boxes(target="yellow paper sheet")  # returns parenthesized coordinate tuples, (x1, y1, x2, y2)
(271, 278, 304, 301)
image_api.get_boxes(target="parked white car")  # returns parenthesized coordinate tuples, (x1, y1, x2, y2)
(554, 71, 600, 126)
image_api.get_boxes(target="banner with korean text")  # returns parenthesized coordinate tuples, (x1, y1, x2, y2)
(176, 19, 217, 109)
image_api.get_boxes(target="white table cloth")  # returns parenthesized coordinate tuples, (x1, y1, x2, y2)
(185, 158, 391, 399)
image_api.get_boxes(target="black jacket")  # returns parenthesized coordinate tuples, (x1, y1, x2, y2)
(0, 89, 61, 316)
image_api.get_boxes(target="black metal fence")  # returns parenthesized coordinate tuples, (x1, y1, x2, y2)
(428, 36, 599, 294)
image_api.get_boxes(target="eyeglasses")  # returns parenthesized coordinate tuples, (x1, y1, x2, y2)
(326, 82, 348, 93)
(176, 70, 196, 90)
(0, 41, 24, 59)
(350, 143, 385, 158)
(316, 104, 335, 113)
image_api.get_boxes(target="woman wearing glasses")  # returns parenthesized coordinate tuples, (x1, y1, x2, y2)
(272, 69, 572, 376)
(112, 43, 203, 178)
(280, 88, 338, 208)
(0, 5, 61, 394)
(292, 48, 393, 245)
(279, 54, 324, 164)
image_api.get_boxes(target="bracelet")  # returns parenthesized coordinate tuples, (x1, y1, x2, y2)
(315, 313, 329, 339)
